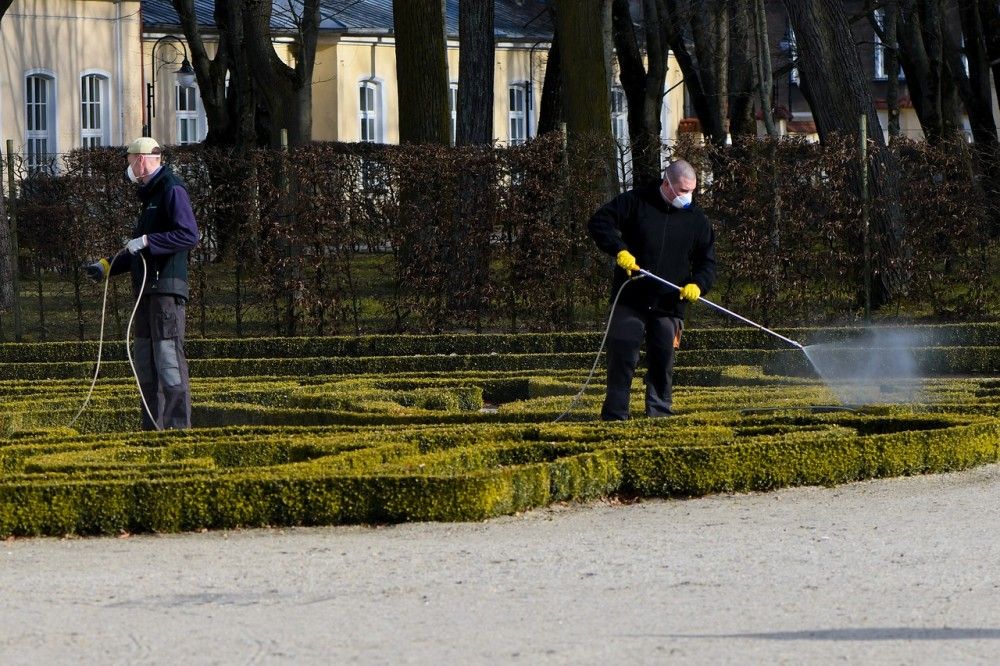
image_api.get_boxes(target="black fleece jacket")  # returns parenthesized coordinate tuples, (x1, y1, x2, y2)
(588, 182, 717, 318)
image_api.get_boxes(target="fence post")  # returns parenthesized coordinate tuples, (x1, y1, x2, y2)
(4, 139, 23, 341)
(860, 114, 871, 323)
(278, 129, 296, 336)
(560, 121, 576, 329)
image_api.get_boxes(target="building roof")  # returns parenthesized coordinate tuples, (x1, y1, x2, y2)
(142, 0, 554, 41)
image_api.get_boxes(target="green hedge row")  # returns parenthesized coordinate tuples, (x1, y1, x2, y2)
(1, 416, 997, 536)
(2, 346, 998, 382)
(4, 372, 996, 435)
(2, 322, 998, 363)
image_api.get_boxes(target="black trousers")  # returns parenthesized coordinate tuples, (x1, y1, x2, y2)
(601, 303, 681, 421)
(133, 294, 191, 430)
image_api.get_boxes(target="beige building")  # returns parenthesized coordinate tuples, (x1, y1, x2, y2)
(1, 0, 686, 169)
(1, 0, 143, 170)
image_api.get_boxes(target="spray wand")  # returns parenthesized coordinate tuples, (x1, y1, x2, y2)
(636, 269, 804, 350)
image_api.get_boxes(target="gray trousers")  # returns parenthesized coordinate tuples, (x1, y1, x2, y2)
(601, 303, 681, 421)
(133, 294, 191, 430)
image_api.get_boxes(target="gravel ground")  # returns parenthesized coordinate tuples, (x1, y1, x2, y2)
(3, 465, 1000, 664)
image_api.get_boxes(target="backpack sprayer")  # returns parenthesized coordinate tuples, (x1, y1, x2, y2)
(69, 248, 161, 432)
(554, 268, 807, 422)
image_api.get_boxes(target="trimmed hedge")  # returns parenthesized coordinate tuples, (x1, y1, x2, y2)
(1, 416, 998, 536)
(2, 345, 998, 382)
(2, 325, 998, 536)
(2, 322, 998, 363)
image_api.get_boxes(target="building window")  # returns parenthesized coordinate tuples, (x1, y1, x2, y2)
(81, 74, 110, 148)
(26, 73, 56, 172)
(785, 24, 799, 86)
(359, 81, 381, 143)
(611, 87, 629, 146)
(176, 84, 202, 145)
(508, 83, 527, 146)
(873, 10, 904, 81)
(449, 82, 458, 146)
(611, 87, 631, 188)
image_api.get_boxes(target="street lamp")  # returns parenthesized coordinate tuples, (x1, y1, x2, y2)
(143, 35, 197, 138)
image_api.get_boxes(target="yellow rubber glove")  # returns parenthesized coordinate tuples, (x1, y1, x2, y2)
(616, 249, 640, 274)
(679, 283, 701, 301)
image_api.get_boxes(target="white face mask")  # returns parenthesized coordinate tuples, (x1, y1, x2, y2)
(664, 175, 693, 209)
(126, 163, 140, 184)
(670, 192, 693, 209)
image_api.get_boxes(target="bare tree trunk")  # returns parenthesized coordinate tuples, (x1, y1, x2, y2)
(895, 0, 963, 143)
(457, 0, 495, 145)
(556, 0, 617, 201)
(952, 0, 999, 148)
(752, 0, 776, 136)
(537, 19, 564, 136)
(611, 0, 669, 186)
(980, 0, 1000, 98)
(243, 0, 319, 146)
(883, 1, 902, 139)
(728, 0, 756, 138)
(174, 0, 241, 145)
(393, 0, 450, 145)
(783, 0, 905, 307)
(659, 0, 730, 145)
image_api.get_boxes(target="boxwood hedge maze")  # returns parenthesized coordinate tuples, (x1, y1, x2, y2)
(1, 323, 997, 536)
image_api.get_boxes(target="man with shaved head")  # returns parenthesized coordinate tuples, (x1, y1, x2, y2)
(588, 159, 717, 420)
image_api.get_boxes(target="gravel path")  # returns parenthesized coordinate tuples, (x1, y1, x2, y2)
(3, 465, 1000, 664)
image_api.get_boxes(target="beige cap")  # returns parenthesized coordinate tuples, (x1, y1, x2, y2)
(126, 137, 162, 154)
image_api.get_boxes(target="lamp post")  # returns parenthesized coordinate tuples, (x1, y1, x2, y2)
(143, 35, 197, 138)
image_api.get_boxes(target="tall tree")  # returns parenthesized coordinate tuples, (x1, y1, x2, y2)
(751, 0, 777, 136)
(244, 0, 320, 146)
(951, 0, 998, 149)
(783, 0, 905, 307)
(556, 0, 617, 200)
(868, 0, 902, 139)
(457, 0, 495, 145)
(728, 0, 756, 137)
(172, 0, 258, 147)
(611, 0, 670, 186)
(894, 0, 964, 143)
(537, 14, 564, 135)
(393, 0, 450, 145)
(659, 0, 730, 145)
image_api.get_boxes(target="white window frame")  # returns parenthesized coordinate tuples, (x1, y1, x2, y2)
(175, 82, 205, 145)
(786, 24, 799, 86)
(611, 86, 629, 146)
(81, 70, 112, 148)
(873, 10, 905, 82)
(359, 79, 384, 143)
(508, 82, 527, 146)
(611, 86, 631, 188)
(449, 81, 458, 146)
(960, 35, 969, 77)
(25, 69, 58, 173)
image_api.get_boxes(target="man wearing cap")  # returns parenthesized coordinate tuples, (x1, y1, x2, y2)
(85, 137, 200, 430)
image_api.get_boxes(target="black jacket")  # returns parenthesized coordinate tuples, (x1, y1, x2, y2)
(109, 166, 200, 299)
(588, 182, 717, 318)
